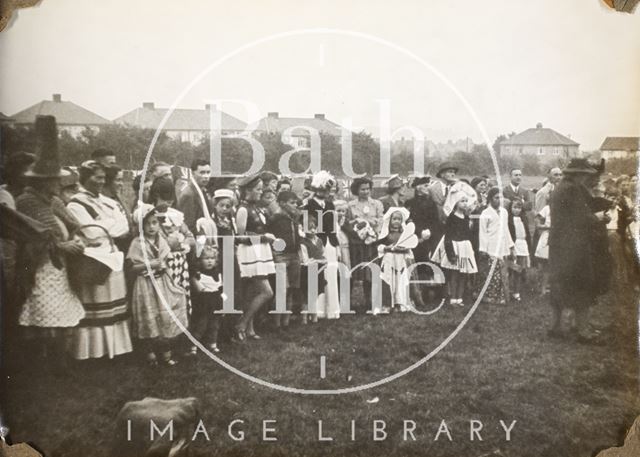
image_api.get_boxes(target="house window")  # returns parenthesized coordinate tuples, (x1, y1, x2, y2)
(538, 147, 543, 155)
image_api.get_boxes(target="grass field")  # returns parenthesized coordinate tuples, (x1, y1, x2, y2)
(4, 273, 639, 457)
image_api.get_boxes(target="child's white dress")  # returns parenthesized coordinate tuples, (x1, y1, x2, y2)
(535, 206, 550, 260)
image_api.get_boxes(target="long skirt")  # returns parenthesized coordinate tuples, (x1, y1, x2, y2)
(477, 255, 509, 303)
(380, 252, 412, 311)
(72, 269, 133, 360)
(349, 241, 378, 282)
(130, 272, 189, 340)
(317, 242, 341, 319)
(19, 259, 85, 330)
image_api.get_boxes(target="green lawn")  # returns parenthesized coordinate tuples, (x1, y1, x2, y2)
(4, 277, 639, 457)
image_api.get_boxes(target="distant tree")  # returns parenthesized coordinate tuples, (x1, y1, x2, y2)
(492, 132, 516, 156)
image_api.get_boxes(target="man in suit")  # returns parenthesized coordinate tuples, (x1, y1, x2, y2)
(176, 158, 212, 234)
(429, 161, 459, 224)
(502, 168, 532, 211)
(379, 174, 407, 213)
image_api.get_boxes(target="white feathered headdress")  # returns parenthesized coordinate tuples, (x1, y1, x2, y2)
(310, 170, 336, 191)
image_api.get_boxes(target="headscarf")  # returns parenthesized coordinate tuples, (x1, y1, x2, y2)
(378, 206, 411, 240)
(442, 181, 477, 217)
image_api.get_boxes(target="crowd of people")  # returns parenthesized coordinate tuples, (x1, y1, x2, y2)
(1, 115, 638, 371)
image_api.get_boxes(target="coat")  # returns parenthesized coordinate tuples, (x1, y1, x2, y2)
(404, 193, 442, 260)
(176, 182, 213, 235)
(549, 178, 611, 308)
(502, 184, 533, 211)
(303, 197, 339, 247)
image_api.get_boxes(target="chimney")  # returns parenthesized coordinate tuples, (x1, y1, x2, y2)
(268, 112, 279, 118)
(52, 94, 62, 102)
(142, 102, 155, 109)
(314, 113, 325, 120)
(536, 122, 543, 129)
(204, 104, 211, 110)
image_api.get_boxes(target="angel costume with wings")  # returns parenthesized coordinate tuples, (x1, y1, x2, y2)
(376, 207, 419, 312)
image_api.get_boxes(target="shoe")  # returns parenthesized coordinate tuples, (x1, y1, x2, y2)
(246, 333, 261, 340)
(146, 353, 158, 367)
(231, 328, 246, 344)
(208, 343, 221, 353)
(163, 358, 179, 366)
(184, 346, 198, 357)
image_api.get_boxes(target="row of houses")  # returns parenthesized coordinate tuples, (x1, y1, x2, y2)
(0, 94, 341, 150)
(1, 94, 638, 160)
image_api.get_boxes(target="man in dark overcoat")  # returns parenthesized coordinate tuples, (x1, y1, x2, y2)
(548, 159, 611, 342)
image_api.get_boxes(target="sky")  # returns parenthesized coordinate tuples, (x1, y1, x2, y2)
(1, 0, 639, 150)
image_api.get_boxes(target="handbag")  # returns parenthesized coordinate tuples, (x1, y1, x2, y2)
(67, 224, 118, 289)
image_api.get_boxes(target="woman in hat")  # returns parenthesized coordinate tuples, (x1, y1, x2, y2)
(303, 170, 341, 319)
(548, 159, 611, 342)
(14, 116, 86, 369)
(346, 176, 384, 309)
(66, 160, 133, 360)
(404, 176, 443, 305)
(234, 175, 276, 341)
(379, 174, 407, 213)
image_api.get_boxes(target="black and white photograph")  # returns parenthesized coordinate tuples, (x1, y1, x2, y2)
(0, 1, 639, 456)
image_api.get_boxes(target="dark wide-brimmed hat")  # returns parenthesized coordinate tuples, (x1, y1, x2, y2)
(411, 175, 431, 188)
(436, 161, 459, 178)
(562, 158, 597, 175)
(24, 115, 70, 178)
(238, 175, 262, 189)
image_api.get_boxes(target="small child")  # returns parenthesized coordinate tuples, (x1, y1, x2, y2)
(377, 207, 416, 313)
(507, 198, 531, 302)
(127, 203, 189, 366)
(188, 245, 223, 354)
(535, 194, 551, 295)
(299, 216, 326, 324)
(431, 187, 477, 306)
(266, 191, 302, 330)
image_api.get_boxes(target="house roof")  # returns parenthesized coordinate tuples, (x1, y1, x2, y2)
(256, 114, 343, 136)
(0, 112, 14, 122)
(11, 95, 111, 125)
(600, 136, 640, 151)
(114, 105, 247, 131)
(500, 123, 579, 147)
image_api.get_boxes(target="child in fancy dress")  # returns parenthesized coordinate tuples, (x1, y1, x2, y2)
(507, 198, 531, 302)
(127, 203, 188, 366)
(299, 216, 326, 324)
(188, 245, 223, 354)
(431, 183, 478, 306)
(376, 207, 417, 313)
